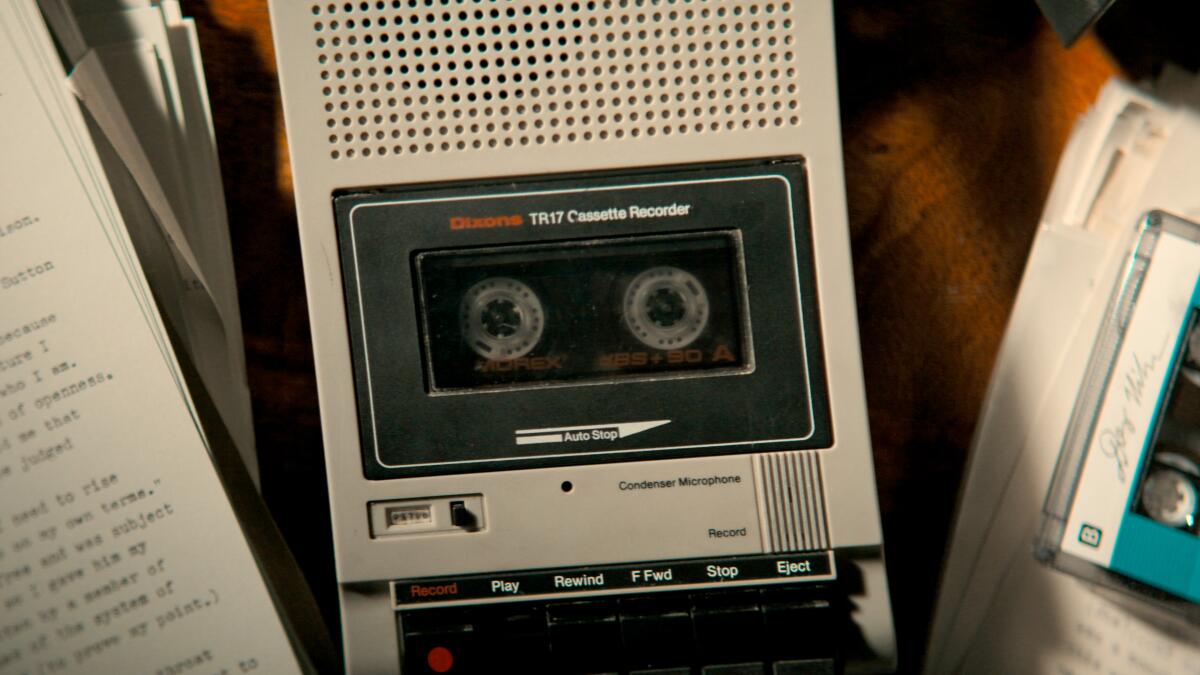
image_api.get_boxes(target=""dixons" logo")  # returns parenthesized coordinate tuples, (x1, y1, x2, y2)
(449, 214, 524, 230)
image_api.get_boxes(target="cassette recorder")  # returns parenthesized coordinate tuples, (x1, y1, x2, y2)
(1039, 211, 1200, 623)
(269, 1, 895, 672)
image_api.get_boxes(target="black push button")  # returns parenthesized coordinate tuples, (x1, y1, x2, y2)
(761, 589, 836, 661)
(402, 626, 475, 673)
(473, 605, 551, 673)
(548, 601, 622, 674)
(692, 591, 765, 665)
(449, 500, 477, 529)
(620, 596, 695, 669)
(772, 658, 836, 675)
(700, 663, 766, 674)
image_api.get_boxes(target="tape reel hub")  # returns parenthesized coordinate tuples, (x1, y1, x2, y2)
(624, 266, 710, 349)
(1140, 453, 1200, 530)
(461, 277, 544, 360)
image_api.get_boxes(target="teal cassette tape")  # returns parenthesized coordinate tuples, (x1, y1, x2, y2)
(1038, 211, 1200, 621)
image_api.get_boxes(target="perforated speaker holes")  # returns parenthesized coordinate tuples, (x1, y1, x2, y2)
(311, 0, 803, 160)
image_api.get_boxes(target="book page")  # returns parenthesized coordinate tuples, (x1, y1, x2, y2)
(0, 3, 301, 673)
(959, 544, 1200, 674)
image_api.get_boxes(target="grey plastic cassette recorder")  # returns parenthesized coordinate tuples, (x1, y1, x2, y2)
(268, 1, 895, 673)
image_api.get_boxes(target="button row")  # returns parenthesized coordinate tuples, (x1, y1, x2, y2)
(393, 552, 834, 607)
(399, 585, 843, 674)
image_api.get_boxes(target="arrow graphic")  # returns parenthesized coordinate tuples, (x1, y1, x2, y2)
(514, 420, 671, 445)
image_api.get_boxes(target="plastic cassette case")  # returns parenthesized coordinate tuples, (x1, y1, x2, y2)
(1038, 211, 1200, 620)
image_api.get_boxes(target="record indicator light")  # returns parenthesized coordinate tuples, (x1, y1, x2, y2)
(426, 646, 454, 673)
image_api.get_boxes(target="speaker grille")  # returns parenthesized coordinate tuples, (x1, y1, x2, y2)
(755, 450, 829, 553)
(309, 0, 803, 160)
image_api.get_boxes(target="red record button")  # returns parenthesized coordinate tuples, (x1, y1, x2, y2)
(427, 646, 454, 673)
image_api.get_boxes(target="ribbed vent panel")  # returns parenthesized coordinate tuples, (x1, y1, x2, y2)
(756, 450, 828, 552)
(308, 0, 804, 160)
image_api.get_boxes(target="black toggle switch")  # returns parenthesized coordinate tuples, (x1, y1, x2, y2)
(449, 501, 477, 529)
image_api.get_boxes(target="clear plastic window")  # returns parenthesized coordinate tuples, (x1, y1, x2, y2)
(414, 232, 751, 391)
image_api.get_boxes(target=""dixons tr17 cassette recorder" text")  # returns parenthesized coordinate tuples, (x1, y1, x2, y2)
(269, 1, 895, 672)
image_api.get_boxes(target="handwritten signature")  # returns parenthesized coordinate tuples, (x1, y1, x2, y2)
(1098, 338, 1168, 483)
(1098, 412, 1136, 483)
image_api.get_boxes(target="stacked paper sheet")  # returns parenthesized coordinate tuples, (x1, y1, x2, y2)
(40, 0, 257, 485)
(0, 1, 322, 671)
(927, 70, 1200, 673)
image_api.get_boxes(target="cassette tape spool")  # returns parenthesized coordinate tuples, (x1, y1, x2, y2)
(416, 231, 751, 392)
(1133, 317, 1200, 533)
(1139, 453, 1200, 531)
(623, 266, 711, 350)
(461, 266, 712, 359)
(460, 278, 545, 360)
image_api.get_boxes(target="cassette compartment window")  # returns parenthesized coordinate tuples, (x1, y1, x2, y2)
(1133, 311, 1200, 533)
(413, 231, 751, 391)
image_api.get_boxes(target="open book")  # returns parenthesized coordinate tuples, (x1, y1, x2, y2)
(0, 2, 328, 672)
